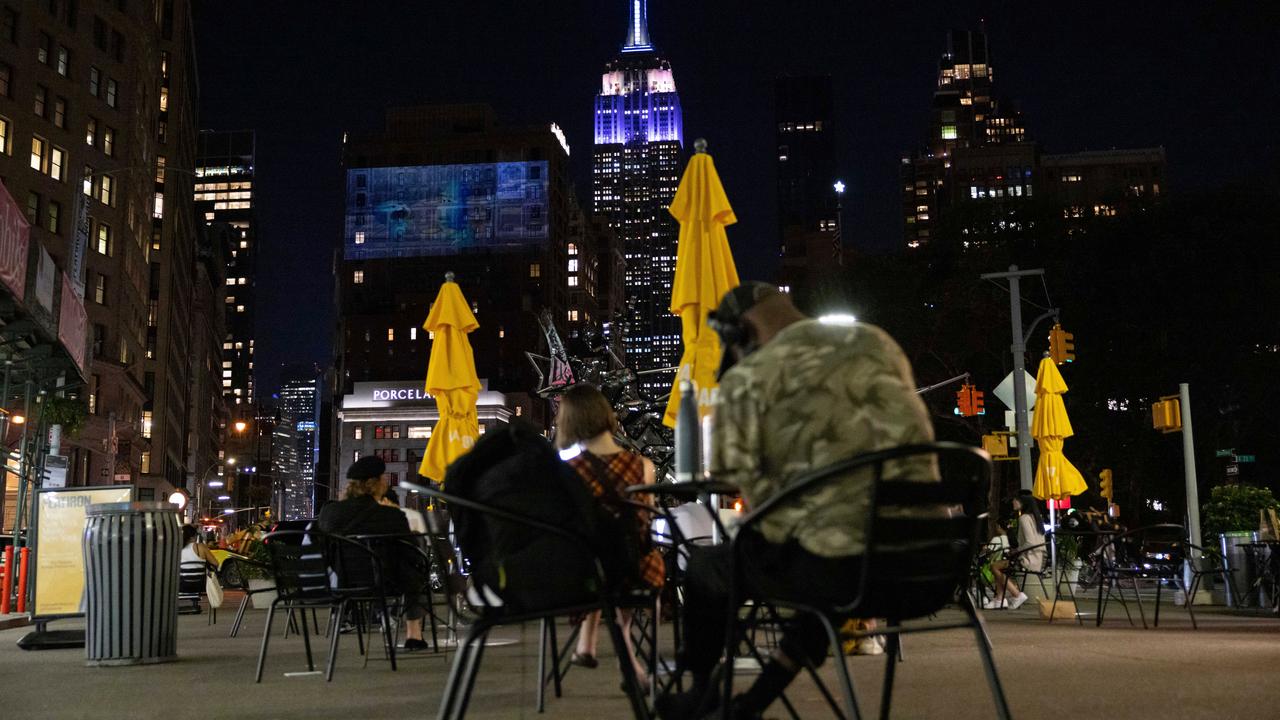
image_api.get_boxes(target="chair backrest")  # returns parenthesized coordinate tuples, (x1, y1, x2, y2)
(738, 442, 991, 622)
(1106, 523, 1187, 574)
(179, 561, 207, 597)
(262, 529, 387, 602)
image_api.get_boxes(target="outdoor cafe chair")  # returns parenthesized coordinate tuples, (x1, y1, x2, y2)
(1184, 541, 1239, 609)
(352, 532, 449, 656)
(720, 442, 1011, 720)
(254, 529, 399, 682)
(1094, 523, 1197, 629)
(179, 560, 217, 625)
(228, 557, 276, 638)
(402, 479, 650, 720)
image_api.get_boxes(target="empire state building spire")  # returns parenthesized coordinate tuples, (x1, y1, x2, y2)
(622, 0, 653, 52)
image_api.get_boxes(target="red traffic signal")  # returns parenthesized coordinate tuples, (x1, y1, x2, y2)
(956, 383, 985, 417)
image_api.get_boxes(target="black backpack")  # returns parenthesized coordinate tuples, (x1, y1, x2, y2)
(444, 420, 630, 613)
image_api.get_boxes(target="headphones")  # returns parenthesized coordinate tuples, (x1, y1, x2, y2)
(707, 309, 748, 351)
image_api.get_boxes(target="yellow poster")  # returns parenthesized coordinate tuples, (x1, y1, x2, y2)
(34, 487, 133, 618)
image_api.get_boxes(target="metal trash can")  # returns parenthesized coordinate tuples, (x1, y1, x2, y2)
(1219, 531, 1259, 608)
(83, 502, 182, 666)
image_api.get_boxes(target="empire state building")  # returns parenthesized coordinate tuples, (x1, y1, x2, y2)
(592, 0, 685, 392)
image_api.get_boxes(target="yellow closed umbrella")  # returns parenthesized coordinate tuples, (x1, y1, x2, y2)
(1031, 357, 1086, 501)
(419, 273, 482, 483)
(662, 141, 741, 428)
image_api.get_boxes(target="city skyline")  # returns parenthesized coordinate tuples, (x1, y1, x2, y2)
(192, 1, 1279, 394)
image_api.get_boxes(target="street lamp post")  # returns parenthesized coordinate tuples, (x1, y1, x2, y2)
(833, 180, 846, 265)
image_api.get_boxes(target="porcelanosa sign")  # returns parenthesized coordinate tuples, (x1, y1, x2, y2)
(371, 387, 434, 402)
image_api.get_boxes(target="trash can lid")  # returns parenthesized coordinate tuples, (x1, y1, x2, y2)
(86, 501, 184, 516)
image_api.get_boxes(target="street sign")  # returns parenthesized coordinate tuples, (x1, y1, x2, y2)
(1226, 464, 1239, 476)
(1235, 455, 1256, 463)
(993, 371, 1037, 411)
(1215, 449, 1235, 458)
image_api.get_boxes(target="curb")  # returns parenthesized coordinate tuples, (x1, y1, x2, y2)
(0, 615, 31, 632)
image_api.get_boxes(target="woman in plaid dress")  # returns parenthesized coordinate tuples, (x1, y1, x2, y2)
(555, 384, 662, 688)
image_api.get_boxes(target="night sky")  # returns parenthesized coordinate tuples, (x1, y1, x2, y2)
(194, 1, 1279, 396)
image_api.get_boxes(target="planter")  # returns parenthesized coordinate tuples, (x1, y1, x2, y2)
(1064, 560, 1083, 594)
(248, 578, 277, 609)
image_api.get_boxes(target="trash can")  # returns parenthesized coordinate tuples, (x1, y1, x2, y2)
(83, 502, 183, 666)
(1219, 531, 1259, 609)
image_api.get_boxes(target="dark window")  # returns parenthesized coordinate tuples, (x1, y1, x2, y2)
(92, 16, 106, 50)
(105, 78, 117, 108)
(64, 0, 77, 28)
(53, 96, 66, 128)
(55, 45, 68, 76)
(92, 324, 106, 357)
(110, 30, 123, 62)
(46, 200, 60, 234)
(88, 66, 99, 96)
(1, 8, 16, 42)
(0, 62, 10, 97)
(34, 84, 47, 117)
(26, 192, 40, 224)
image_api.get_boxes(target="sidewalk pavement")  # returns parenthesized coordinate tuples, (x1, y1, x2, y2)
(1, 599, 1277, 719)
(0, 612, 30, 631)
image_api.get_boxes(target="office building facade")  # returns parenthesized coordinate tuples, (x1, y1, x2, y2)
(592, 0, 684, 389)
(0, 0, 205, 504)
(195, 129, 256, 413)
(279, 364, 321, 519)
(338, 104, 578, 419)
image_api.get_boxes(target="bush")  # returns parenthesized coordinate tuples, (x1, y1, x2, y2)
(1202, 484, 1279, 539)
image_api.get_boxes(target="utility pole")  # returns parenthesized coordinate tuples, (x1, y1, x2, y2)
(1180, 383, 1202, 550)
(980, 265, 1045, 493)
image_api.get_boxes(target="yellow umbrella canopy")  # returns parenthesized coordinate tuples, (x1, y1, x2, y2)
(1031, 357, 1087, 501)
(662, 146, 741, 428)
(419, 276, 482, 483)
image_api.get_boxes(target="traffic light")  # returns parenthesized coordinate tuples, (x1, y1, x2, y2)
(956, 386, 972, 416)
(955, 383, 984, 417)
(1099, 468, 1114, 503)
(1048, 323, 1076, 365)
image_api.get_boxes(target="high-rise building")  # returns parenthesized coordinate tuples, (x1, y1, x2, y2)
(775, 75, 844, 311)
(278, 364, 321, 519)
(0, 0, 205, 508)
(195, 130, 256, 413)
(338, 104, 580, 433)
(187, 221, 231, 519)
(901, 30, 1165, 249)
(901, 29, 1030, 249)
(592, 0, 684, 390)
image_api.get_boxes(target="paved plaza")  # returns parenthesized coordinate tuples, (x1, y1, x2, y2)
(1, 593, 1278, 720)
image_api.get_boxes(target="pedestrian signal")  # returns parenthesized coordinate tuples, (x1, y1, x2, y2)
(1151, 397, 1182, 433)
(955, 383, 984, 417)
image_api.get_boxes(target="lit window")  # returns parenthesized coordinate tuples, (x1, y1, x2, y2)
(387, 328, 395, 341)
(49, 146, 64, 180)
(529, 263, 541, 278)
(941, 125, 958, 141)
(103, 127, 114, 156)
(105, 78, 117, 108)
(0, 117, 9, 156)
(354, 426, 363, 440)
(567, 243, 578, 256)
(354, 231, 365, 245)
(568, 276, 579, 287)
(30, 135, 46, 171)
(353, 270, 364, 284)
(99, 175, 113, 205)
(95, 223, 111, 255)
(410, 327, 417, 341)
(568, 259, 578, 272)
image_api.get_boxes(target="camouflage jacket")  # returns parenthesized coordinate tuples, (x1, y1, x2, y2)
(711, 320, 937, 558)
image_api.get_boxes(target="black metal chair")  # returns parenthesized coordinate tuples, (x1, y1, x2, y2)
(179, 560, 217, 625)
(1185, 541, 1239, 608)
(227, 558, 276, 638)
(720, 442, 1010, 720)
(402, 480, 649, 720)
(1095, 523, 1196, 629)
(254, 529, 398, 682)
(352, 532, 448, 656)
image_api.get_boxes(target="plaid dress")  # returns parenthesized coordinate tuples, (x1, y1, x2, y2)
(569, 451, 666, 590)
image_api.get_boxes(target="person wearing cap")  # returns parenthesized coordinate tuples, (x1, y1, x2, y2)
(318, 456, 432, 651)
(656, 283, 936, 720)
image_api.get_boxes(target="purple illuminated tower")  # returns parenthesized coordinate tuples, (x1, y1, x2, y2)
(592, 0, 685, 391)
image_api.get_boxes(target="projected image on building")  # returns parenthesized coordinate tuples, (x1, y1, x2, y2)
(344, 161, 549, 259)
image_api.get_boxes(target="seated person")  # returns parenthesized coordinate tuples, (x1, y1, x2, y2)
(657, 283, 937, 720)
(555, 383, 663, 688)
(318, 456, 432, 651)
(181, 524, 215, 567)
(986, 493, 1046, 609)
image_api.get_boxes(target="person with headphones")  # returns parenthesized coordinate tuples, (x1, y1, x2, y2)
(656, 282, 936, 720)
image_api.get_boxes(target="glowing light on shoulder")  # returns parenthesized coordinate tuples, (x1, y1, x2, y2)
(558, 443, 583, 461)
(818, 313, 858, 326)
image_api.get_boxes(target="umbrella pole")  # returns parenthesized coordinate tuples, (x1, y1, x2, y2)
(1049, 502, 1058, 600)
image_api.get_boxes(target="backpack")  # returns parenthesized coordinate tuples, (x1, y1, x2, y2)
(444, 420, 619, 613)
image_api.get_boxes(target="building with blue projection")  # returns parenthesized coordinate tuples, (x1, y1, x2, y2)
(592, 0, 685, 391)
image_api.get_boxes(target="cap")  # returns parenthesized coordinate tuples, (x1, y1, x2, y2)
(709, 282, 782, 379)
(347, 456, 387, 480)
